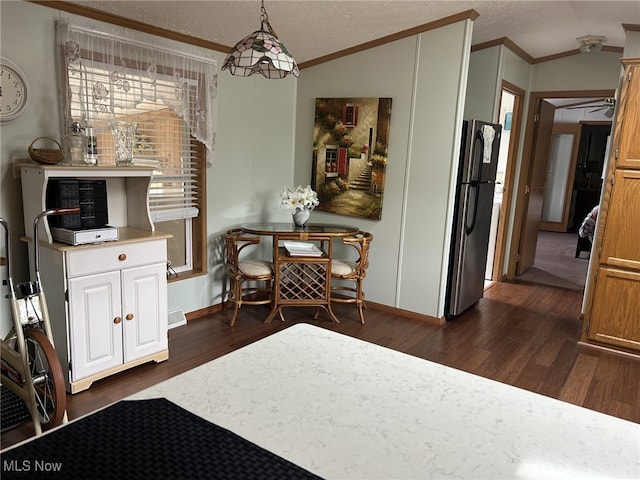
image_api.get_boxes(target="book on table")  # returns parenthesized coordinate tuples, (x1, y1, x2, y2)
(283, 241, 324, 257)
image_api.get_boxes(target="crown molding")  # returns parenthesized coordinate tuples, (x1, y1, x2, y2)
(298, 9, 479, 70)
(29, 0, 230, 53)
(472, 36, 623, 65)
(532, 45, 623, 64)
(27, 1, 627, 70)
(472, 37, 534, 64)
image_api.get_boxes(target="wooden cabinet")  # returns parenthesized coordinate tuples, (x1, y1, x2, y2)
(20, 164, 171, 392)
(588, 267, 640, 351)
(599, 170, 640, 270)
(616, 66, 640, 170)
(582, 58, 640, 355)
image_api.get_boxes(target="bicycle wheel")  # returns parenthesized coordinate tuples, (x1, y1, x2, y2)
(23, 328, 66, 429)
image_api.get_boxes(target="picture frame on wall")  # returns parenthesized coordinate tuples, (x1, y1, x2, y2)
(312, 97, 392, 220)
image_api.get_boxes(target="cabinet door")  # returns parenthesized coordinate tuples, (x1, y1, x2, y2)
(600, 170, 640, 270)
(588, 267, 640, 351)
(68, 271, 123, 380)
(121, 263, 168, 363)
(617, 64, 640, 170)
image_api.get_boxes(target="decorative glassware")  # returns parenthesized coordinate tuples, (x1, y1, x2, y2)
(110, 121, 137, 166)
(84, 125, 98, 165)
(65, 133, 86, 165)
(65, 121, 86, 165)
(292, 207, 311, 227)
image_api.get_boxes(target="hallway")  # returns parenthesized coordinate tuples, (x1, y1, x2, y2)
(516, 231, 590, 291)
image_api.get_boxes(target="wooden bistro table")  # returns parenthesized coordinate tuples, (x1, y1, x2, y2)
(241, 223, 360, 324)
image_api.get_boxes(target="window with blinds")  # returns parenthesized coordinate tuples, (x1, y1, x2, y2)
(57, 20, 213, 276)
(68, 65, 199, 223)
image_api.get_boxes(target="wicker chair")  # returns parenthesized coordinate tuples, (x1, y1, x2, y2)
(329, 231, 373, 324)
(223, 228, 274, 326)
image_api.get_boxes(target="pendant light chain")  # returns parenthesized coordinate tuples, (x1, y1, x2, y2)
(261, 0, 278, 39)
(221, 0, 299, 78)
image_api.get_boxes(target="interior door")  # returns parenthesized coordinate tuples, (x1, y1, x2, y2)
(516, 99, 555, 275)
(540, 124, 581, 232)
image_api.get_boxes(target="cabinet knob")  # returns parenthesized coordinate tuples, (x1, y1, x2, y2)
(114, 316, 122, 324)
(126, 313, 134, 321)
(118, 253, 127, 261)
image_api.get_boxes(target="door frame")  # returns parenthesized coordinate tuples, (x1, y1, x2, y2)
(507, 89, 615, 280)
(490, 81, 524, 281)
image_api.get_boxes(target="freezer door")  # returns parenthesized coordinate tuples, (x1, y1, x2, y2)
(460, 120, 501, 185)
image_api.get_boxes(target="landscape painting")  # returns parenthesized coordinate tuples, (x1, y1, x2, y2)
(311, 97, 392, 220)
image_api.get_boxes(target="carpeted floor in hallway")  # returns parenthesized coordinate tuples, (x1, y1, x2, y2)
(516, 231, 590, 291)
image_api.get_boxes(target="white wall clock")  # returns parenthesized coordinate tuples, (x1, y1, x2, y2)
(1, 56, 30, 125)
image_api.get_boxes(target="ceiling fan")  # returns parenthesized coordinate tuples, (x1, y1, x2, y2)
(565, 98, 616, 117)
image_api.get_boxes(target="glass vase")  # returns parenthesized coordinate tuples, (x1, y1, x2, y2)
(65, 133, 86, 166)
(110, 121, 137, 166)
(292, 208, 311, 227)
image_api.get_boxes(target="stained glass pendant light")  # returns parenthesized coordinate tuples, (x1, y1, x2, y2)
(222, 0, 299, 79)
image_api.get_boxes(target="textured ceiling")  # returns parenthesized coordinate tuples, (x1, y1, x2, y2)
(67, 1, 639, 63)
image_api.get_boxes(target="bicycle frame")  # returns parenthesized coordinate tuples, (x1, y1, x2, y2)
(0, 217, 42, 433)
(1, 208, 77, 434)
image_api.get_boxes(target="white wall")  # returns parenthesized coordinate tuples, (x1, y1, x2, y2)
(296, 21, 472, 317)
(531, 51, 623, 91)
(401, 21, 473, 315)
(624, 31, 640, 58)
(464, 47, 501, 121)
(296, 37, 416, 310)
(501, 48, 532, 91)
(1, 1, 62, 333)
(0, 1, 296, 333)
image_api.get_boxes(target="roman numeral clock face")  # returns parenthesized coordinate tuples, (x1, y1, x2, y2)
(1, 57, 29, 125)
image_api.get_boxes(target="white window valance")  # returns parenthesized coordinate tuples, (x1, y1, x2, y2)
(56, 20, 217, 154)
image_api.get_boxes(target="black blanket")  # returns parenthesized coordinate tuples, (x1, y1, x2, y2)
(1, 398, 322, 479)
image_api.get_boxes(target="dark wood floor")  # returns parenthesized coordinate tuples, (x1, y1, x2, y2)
(3, 280, 639, 449)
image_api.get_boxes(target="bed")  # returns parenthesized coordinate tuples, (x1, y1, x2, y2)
(3, 323, 639, 479)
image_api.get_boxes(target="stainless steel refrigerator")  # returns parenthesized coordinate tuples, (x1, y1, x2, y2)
(445, 119, 501, 320)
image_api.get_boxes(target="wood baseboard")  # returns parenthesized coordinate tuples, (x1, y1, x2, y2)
(185, 303, 223, 321)
(577, 340, 640, 361)
(185, 300, 443, 327)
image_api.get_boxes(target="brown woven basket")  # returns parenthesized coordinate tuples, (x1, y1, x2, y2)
(28, 137, 64, 165)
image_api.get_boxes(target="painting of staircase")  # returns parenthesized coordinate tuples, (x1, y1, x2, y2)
(349, 163, 372, 191)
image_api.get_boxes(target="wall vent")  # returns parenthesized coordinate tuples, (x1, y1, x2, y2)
(168, 308, 187, 329)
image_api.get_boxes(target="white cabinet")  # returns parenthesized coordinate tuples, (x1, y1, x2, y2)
(19, 164, 171, 393)
(67, 242, 168, 385)
(19, 164, 156, 243)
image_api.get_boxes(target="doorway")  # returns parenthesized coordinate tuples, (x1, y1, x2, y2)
(508, 89, 615, 290)
(485, 81, 525, 284)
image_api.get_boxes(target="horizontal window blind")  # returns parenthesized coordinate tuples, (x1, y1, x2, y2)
(67, 63, 199, 221)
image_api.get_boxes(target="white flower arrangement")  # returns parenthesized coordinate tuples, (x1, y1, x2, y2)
(280, 185, 319, 211)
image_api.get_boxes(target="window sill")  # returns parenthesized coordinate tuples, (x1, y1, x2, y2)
(167, 268, 207, 283)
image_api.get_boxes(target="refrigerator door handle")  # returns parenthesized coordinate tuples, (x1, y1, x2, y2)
(465, 129, 485, 235)
(465, 182, 480, 235)
(473, 129, 485, 183)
